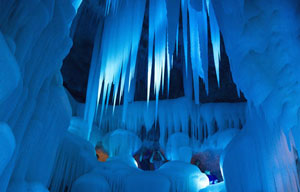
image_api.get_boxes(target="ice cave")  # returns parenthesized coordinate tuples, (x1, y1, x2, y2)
(0, 0, 300, 191)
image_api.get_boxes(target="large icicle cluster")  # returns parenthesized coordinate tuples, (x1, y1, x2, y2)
(84, 0, 146, 139)
(84, 0, 222, 140)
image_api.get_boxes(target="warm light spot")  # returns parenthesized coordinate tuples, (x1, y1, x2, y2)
(96, 149, 109, 162)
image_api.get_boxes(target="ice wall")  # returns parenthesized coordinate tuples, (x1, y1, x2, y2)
(0, 0, 76, 190)
(93, 97, 246, 148)
(211, 0, 300, 191)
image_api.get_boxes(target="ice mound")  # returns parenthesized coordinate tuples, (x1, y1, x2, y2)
(124, 171, 171, 192)
(166, 133, 191, 162)
(71, 172, 110, 192)
(102, 129, 141, 157)
(158, 161, 209, 192)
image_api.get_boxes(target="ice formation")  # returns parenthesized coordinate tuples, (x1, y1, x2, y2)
(124, 171, 171, 192)
(102, 129, 142, 157)
(0, 0, 75, 191)
(71, 173, 110, 192)
(84, 0, 146, 139)
(84, 0, 223, 139)
(212, 0, 300, 191)
(0, 123, 15, 175)
(1, 0, 299, 191)
(94, 97, 246, 148)
(158, 161, 210, 192)
(49, 133, 97, 192)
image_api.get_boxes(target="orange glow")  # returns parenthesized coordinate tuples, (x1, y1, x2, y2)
(96, 149, 109, 162)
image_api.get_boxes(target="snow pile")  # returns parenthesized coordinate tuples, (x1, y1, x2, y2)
(158, 161, 209, 192)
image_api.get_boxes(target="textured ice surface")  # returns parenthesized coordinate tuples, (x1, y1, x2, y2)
(212, 0, 300, 191)
(166, 133, 191, 162)
(94, 97, 246, 148)
(102, 129, 141, 157)
(0, 123, 15, 175)
(71, 173, 110, 192)
(49, 133, 97, 192)
(0, 32, 20, 103)
(124, 171, 171, 192)
(68, 117, 89, 139)
(0, 0, 74, 190)
(199, 181, 226, 192)
(197, 129, 240, 151)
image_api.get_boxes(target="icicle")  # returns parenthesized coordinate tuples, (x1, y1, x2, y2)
(128, 0, 147, 90)
(105, 0, 123, 15)
(166, 40, 171, 97)
(176, 25, 179, 57)
(72, 0, 82, 12)
(148, 0, 168, 115)
(181, 0, 188, 74)
(147, 0, 155, 105)
(198, 0, 209, 94)
(166, 0, 180, 67)
(188, 2, 204, 104)
(207, 0, 221, 87)
(84, 22, 103, 140)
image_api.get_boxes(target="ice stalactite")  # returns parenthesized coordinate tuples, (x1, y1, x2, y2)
(207, 1, 221, 87)
(147, 0, 170, 115)
(166, 0, 180, 95)
(181, 0, 189, 74)
(198, 0, 209, 94)
(188, 2, 204, 104)
(105, 0, 123, 15)
(72, 0, 83, 12)
(147, 0, 168, 118)
(84, 0, 146, 139)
